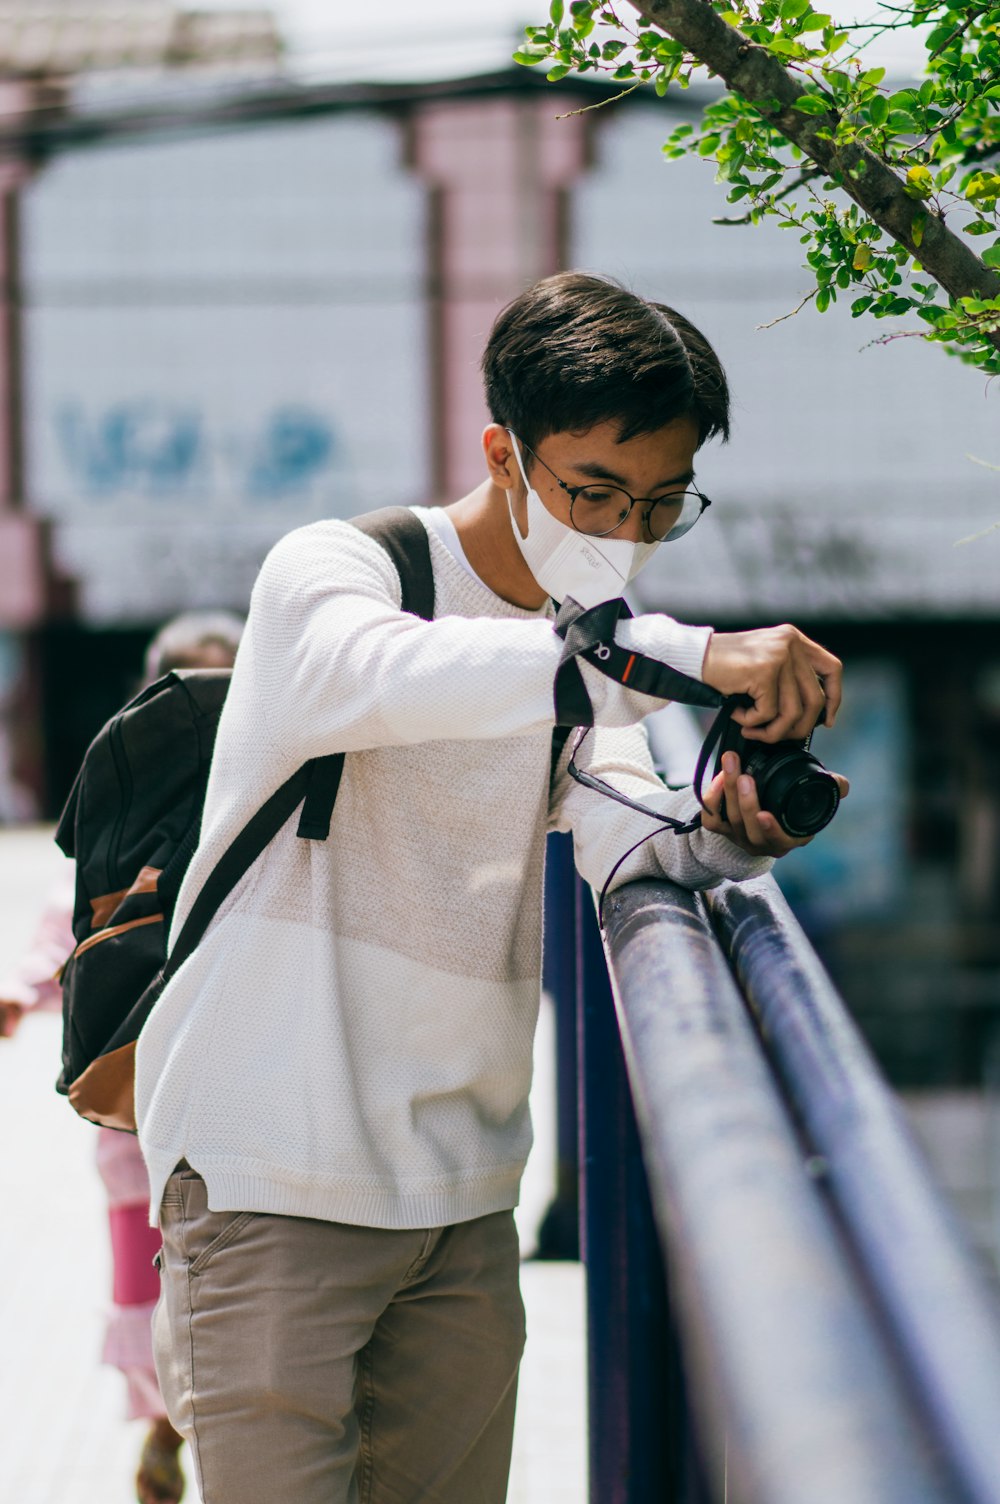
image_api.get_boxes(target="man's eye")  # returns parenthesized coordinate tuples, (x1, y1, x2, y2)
(578, 488, 618, 505)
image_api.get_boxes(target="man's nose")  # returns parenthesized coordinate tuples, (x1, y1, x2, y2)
(614, 505, 650, 544)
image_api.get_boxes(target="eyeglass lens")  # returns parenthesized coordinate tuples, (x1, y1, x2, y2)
(569, 487, 705, 542)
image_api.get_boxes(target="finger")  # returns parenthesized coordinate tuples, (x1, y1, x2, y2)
(736, 774, 816, 854)
(701, 769, 726, 816)
(804, 644, 842, 726)
(735, 674, 778, 730)
(744, 661, 804, 743)
(720, 752, 746, 838)
(833, 773, 850, 798)
(792, 659, 827, 738)
(699, 771, 730, 833)
(735, 773, 770, 848)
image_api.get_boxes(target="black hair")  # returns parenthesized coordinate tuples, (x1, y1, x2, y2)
(482, 271, 730, 452)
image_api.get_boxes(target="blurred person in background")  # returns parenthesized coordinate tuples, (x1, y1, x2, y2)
(0, 610, 243, 1504)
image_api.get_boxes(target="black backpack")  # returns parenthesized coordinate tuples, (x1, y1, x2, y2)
(54, 508, 436, 1131)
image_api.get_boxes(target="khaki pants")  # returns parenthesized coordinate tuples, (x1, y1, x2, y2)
(153, 1167, 525, 1504)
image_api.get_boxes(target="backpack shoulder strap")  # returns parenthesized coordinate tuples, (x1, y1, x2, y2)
(350, 506, 435, 621)
(166, 511, 438, 977)
(163, 763, 313, 985)
(295, 508, 435, 841)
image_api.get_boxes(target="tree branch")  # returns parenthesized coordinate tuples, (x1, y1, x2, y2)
(627, 0, 1000, 345)
(928, 5, 987, 62)
(712, 165, 821, 225)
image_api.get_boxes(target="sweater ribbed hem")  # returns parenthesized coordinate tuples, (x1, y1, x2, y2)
(146, 1151, 522, 1231)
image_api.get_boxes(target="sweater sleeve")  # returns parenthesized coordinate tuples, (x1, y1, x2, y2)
(243, 521, 714, 764)
(549, 721, 773, 895)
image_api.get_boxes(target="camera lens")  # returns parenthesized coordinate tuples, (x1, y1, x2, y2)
(753, 747, 840, 838)
(780, 773, 840, 838)
(713, 729, 841, 839)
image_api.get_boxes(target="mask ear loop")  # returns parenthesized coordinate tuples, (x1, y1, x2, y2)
(567, 698, 742, 928)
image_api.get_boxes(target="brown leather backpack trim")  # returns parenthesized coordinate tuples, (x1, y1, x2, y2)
(68, 1040, 137, 1132)
(89, 866, 161, 930)
(75, 912, 163, 958)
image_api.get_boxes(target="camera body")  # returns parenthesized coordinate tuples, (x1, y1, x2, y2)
(716, 717, 840, 839)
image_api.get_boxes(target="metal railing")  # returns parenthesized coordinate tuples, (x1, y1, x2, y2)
(546, 843, 1000, 1504)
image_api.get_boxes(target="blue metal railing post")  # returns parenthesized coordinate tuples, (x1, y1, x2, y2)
(576, 873, 708, 1504)
(536, 830, 580, 1260)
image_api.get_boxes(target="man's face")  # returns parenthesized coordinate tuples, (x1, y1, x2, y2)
(511, 415, 701, 544)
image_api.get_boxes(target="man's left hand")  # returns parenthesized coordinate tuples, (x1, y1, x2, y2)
(700, 750, 850, 859)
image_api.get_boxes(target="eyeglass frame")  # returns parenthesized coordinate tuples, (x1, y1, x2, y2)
(513, 434, 712, 542)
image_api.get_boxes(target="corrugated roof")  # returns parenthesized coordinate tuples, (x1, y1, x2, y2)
(0, 4, 279, 75)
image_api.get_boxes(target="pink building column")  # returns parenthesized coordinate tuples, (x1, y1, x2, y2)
(0, 84, 52, 629)
(408, 93, 593, 501)
(0, 81, 64, 817)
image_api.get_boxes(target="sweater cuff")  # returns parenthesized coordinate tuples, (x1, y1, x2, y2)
(615, 616, 713, 682)
(690, 827, 775, 881)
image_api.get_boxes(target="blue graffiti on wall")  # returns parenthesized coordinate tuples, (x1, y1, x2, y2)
(56, 402, 338, 501)
(58, 403, 202, 495)
(246, 409, 334, 497)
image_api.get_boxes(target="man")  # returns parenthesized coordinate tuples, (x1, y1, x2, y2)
(136, 272, 845, 1504)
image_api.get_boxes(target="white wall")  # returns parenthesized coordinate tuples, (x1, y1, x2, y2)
(22, 114, 430, 623)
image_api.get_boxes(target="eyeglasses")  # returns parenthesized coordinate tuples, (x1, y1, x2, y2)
(517, 437, 712, 543)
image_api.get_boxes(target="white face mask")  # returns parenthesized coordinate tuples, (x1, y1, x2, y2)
(506, 432, 660, 609)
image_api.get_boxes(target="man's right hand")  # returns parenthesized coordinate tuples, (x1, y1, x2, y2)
(702, 624, 842, 743)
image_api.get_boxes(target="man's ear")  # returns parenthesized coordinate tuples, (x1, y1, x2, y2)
(482, 425, 519, 491)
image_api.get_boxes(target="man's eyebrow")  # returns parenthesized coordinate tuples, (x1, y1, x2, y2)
(572, 460, 697, 491)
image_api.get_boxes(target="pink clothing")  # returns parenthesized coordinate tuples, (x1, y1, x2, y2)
(0, 869, 75, 1011)
(3, 873, 167, 1420)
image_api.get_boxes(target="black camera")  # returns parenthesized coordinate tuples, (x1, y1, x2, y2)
(716, 717, 841, 839)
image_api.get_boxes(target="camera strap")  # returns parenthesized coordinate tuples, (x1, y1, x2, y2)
(567, 698, 745, 929)
(552, 596, 723, 726)
(566, 690, 741, 840)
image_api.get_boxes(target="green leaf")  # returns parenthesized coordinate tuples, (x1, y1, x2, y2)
(852, 244, 873, 271)
(698, 134, 722, 155)
(911, 210, 926, 248)
(513, 47, 548, 66)
(769, 36, 808, 57)
(860, 67, 885, 87)
(851, 295, 874, 315)
(547, 63, 572, 80)
(780, 0, 810, 17)
(982, 244, 1000, 268)
(550, 0, 564, 23)
(798, 12, 830, 31)
(906, 164, 934, 199)
(869, 95, 889, 127)
(815, 285, 832, 312)
(794, 93, 831, 115)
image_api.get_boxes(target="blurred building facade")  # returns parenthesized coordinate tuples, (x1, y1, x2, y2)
(1, 65, 999, 1082)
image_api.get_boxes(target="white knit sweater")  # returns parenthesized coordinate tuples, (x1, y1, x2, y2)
(135, 510, 771, 1228)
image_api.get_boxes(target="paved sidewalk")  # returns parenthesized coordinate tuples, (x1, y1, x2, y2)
(0, 827, 586, 1504)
